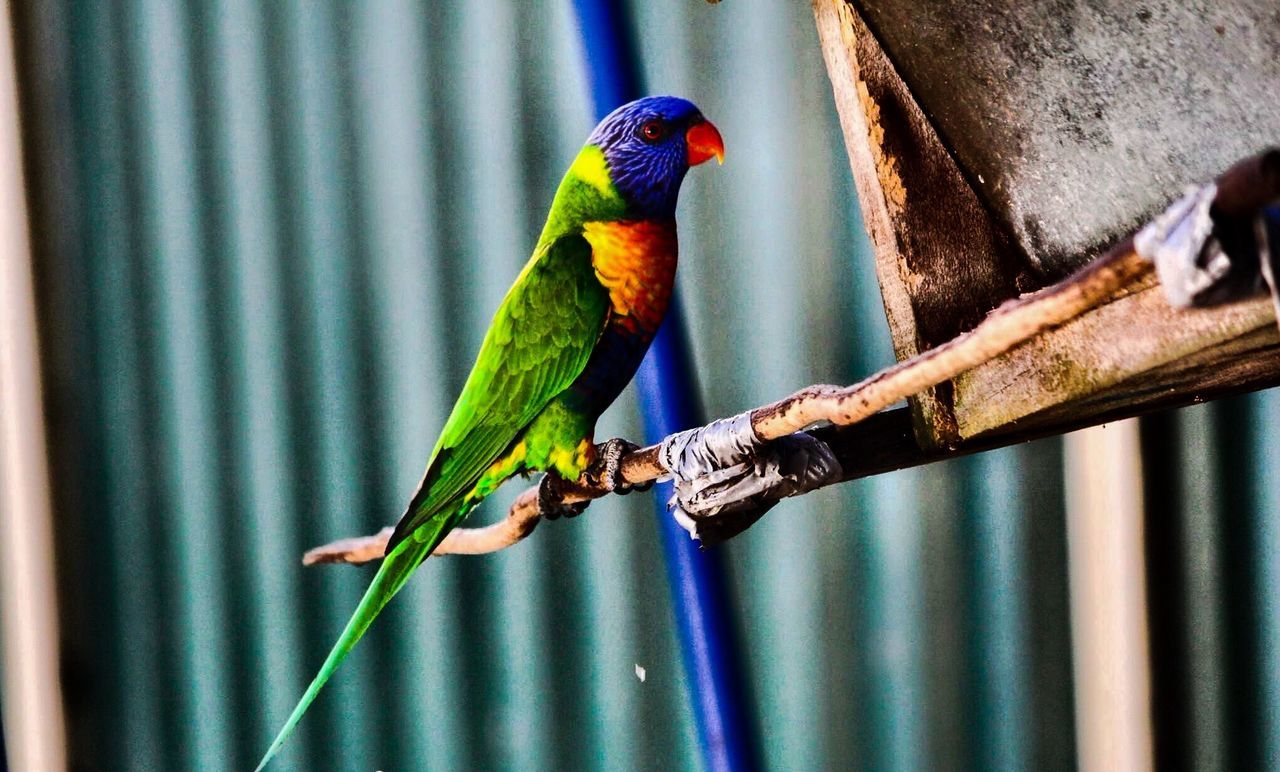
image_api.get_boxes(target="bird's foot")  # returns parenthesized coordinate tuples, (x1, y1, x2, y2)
(538, 472, 589, 520)
(587, 438, 654, 495)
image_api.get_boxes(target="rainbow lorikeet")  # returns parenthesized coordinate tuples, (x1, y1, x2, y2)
(256, 95, 724, 769)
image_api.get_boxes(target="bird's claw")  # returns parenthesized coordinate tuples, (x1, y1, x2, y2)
(538, 472, 588, 520)
(587, 438, 652, 495)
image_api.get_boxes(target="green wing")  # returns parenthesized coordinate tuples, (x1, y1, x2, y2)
(256, 233, 608, 770)
(388, 231, 609, 548)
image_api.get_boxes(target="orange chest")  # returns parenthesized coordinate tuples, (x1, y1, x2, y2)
(582, 220, 678, 330)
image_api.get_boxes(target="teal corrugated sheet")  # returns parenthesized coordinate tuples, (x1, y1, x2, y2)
(1142, 395, 1280, 771)
(19, 1, 1080, 769)
(1243, 392, 1280, 769)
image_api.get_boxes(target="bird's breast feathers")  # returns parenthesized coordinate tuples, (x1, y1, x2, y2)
(581, 220, 678, 332)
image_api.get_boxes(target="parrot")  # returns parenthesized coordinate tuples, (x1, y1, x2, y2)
(256, 95, 724, 769)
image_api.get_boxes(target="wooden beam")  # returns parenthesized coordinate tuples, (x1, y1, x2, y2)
(953, 284, 1278, 438)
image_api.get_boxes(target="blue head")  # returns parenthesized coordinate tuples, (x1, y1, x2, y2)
(587, 96, 724, 219)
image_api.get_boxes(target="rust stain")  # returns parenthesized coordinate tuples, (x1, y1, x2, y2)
(834, 1, 908, 221)
(855, 81, 907, 219)
(903, 263, 926, 294)
(841, 4, 925, 316)
(836, 0, 859, 49)
(828, 0, 928, 341)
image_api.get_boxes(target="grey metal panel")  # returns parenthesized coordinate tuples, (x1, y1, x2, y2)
(17, 0, 1077, 769)
(857, 0, 1280, 275)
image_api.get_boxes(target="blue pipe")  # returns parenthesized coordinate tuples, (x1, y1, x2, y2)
(570, 3, 758, 771)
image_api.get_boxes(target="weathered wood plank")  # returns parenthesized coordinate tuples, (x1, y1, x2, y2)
(812, 0, 1030, 449)
(818, 322, 1280, 483)
(954, 287, 1278, 437)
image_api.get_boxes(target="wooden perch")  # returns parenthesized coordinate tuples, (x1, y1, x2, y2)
(305, 241, 1152, 566)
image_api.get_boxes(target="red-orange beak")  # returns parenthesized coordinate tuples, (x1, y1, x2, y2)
(685, 119, 725, 166)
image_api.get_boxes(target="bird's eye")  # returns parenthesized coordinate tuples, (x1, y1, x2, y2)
(639, 119, 667, 143)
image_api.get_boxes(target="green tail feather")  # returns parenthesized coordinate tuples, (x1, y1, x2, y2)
(255, 513, 456, 771)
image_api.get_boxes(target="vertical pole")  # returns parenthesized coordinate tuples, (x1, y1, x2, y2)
(570, 3, 758, 770)
(0, 1, 69, 768)
(1064, 420, 1154, 772)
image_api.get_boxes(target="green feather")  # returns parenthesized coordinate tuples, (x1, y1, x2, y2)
(387, 231, 609, 548)
(254, 514, 454, 771)
(257, 161, 618, 766)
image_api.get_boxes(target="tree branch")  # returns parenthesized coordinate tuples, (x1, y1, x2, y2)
(304, 243, 1150, 566)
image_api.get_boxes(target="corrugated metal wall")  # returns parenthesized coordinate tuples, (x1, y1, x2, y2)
(32, 0, 1270, 769)
(1141, 396, 1280, 771)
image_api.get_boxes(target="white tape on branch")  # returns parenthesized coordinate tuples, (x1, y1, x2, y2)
(1135, 183, 1225, 308)
(1136, 179, 1280, 321)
